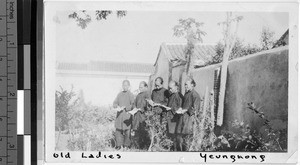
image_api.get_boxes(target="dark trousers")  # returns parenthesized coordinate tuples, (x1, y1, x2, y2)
(115, 129, 131, 147)
(176, 134, 192, 151)
(132, 122, 149, 150)
(168, 133, 178, 151)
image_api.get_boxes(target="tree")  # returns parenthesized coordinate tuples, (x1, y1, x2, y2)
(216, 12, 243, 126)
(68, 10, 127, 29)
(260, 27, 275, 50)
(55, 86, 79, 149)
(211, 26, 276, 65)
(211, 38, 260, 64)
(173, 18, 207, 75)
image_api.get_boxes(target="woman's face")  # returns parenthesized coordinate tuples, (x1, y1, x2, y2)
(155, 79, 163, 89)
(139, 83, 146, 92)
(169, 82, 177, 93)
(185, 80, 193, 91)
(122, 81, 130, 91)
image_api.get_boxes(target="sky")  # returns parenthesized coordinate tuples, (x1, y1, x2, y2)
(54, 11, 288, 65)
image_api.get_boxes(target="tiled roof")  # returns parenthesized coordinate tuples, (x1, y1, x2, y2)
(155, 43, 216, 66)
(56, 61, 154, 73)
(273, 29, 289, 48)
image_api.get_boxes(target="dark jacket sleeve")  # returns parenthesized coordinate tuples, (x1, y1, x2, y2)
(140, 92, 150, 113)
(162, 89, 169, 106)
(188, 91, 200, 116)
(151, 90, 154, 101)
(125, 93, 135, 112)
(171, 94, 182, 115)
(133, 94, 138, 109)
(113, 93, 120, 108)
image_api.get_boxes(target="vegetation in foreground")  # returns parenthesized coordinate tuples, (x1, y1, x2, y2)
(55, 87, 287, 152)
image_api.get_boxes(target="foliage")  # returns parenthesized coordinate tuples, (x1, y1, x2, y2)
(55, 87, 117, 151)
(211, 26, 275, 64)
(68, 10, 127, 29)
(210, 38, 260, 64)
(55, 87, 287, 152)
(144, 107, 173, 151)
(260, 27, 275, 51)
(55, 86, 79, 132)
(68, 11, 92, 29)
(187, 91, 217, 151)
(214, 102, 287, 152)
(173, 18, 206, 74)
(67, 101, 117, 151)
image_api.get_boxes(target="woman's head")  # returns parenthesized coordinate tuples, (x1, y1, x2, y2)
(122, 80, 130, 91)
(139, 81, 148, 92)
(155, 77, 164, 89)
(185, 78, 196, 91)
(169, 80, 179, 93)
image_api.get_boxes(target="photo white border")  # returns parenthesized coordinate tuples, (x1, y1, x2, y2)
(44, 1, 298, 164)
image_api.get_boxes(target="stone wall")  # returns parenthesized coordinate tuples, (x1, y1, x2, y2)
(191, 46, 288, 132)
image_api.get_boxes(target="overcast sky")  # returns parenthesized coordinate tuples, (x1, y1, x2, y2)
(55, 11, 288, 64)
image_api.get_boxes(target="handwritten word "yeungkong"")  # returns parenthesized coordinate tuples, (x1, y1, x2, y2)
(200, 153, 265, 163)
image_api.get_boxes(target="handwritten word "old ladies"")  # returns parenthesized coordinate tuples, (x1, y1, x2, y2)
(53, 152, 121, 160)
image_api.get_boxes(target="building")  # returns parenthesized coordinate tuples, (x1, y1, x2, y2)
(149, 42, 216, 91)
(273, 29, 289, 48)
(56, 61, 154, 106)
(151, 39, 288, 136)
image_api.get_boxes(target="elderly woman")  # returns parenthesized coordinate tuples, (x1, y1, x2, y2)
(166, 80, 183, 151)
(131, 81, 150, 149)
(113, 80, 135, 150)
(176, 78, 201, 151)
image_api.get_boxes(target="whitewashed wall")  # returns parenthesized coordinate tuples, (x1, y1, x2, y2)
(56, 72, 150, 106)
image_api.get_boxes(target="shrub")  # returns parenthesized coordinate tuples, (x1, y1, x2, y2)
(214, 102, 287, 152)
(187, 90, 216, 151)
(145, 107, 173, 151)
(67, 104, 116, 151)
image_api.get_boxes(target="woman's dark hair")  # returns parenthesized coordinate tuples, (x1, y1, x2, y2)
(173, 81, 179, 88)
(186, 78, 196, 87)
(140, 81, 148, 87)
(191, 79, 196, 87)
(122, 79, 130, 85)
(155, 77, 164, 85)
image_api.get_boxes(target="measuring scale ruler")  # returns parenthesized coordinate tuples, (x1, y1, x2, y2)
(0, 0, 18, 165)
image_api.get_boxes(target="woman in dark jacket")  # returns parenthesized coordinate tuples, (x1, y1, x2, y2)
(176, 78, 201, 151)
(166, 80, 183, 151)
(131, 81, 150, 149)
(113, 80, 135, 150)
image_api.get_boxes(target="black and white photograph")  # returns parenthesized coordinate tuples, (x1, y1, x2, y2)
(44, 1, 298, 164)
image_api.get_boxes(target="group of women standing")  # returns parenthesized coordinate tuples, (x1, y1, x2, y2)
(112, 77, 200, 151)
